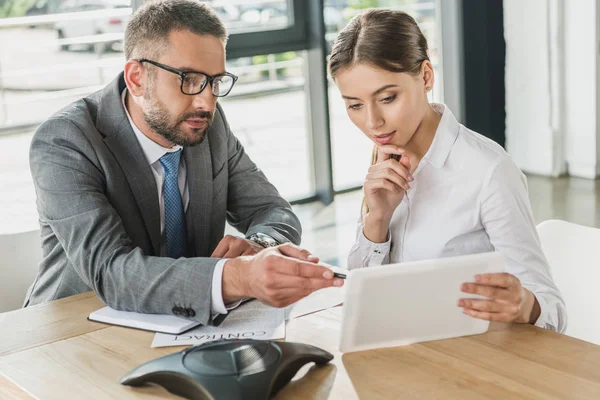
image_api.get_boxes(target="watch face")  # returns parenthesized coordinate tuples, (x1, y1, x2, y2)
(251, 234, 278, 247)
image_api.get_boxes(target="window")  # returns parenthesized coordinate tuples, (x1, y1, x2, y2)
(221, 51, 314, 200)
(0, 0, 451, 232)
(213, 0, 291, 34)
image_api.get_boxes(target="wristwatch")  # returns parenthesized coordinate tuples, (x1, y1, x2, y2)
(248, 233, 279, 248)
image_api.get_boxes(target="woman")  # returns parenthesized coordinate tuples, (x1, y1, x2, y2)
(330, 9, 566, 332)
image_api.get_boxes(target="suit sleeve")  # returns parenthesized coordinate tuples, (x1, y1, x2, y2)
(30, 117, 219, 325)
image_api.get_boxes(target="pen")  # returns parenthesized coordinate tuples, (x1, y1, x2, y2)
(333, 272, 347, 279)
(319, 262, 347, 279)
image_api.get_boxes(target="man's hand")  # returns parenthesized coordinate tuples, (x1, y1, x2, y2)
(221, 243, 344, 307)
(458, 273, 541, 324)
(211, 235, 265, 258)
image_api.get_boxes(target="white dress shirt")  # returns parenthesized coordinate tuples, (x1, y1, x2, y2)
(121, 89, 231, 315)
(348, 103, 567, 333)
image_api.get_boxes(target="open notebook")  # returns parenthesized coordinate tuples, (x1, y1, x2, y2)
(88, 307, 201, 335)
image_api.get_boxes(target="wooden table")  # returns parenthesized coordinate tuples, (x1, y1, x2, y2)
(1, 293, 600, 399)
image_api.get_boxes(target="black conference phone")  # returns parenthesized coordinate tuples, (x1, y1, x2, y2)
(120, 339, 333, 399)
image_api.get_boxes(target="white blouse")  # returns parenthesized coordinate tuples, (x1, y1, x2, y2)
(348, 103, 566, 333)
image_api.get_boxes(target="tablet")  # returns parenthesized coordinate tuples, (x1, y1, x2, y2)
(339, 251, 505, 353)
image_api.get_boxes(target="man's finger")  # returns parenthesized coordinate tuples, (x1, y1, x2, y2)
(218, 239, 248, 258)
(272, 256, 335, 279)
(242, 247, 258, 256)
(221, 248, 244, 258)
(307, 255, 320, 263)
(211, 240, 230, 258)
(267, 283, 341, 307)
(268, 274, 342, 290)
(277, 243, 320, 263)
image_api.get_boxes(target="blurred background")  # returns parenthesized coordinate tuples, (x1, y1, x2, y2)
(1, 0, 599, 267)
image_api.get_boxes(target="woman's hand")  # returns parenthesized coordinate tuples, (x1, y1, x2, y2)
(363, 145, 412, 243)
(458, 273, 541, 324)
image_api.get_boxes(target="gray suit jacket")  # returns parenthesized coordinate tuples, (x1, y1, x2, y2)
(26, 73, 301, 325)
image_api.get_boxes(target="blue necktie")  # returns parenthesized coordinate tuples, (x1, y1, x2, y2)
(160, 150, 188, 258)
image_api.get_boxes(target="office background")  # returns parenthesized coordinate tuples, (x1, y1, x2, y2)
(3, 4, 600, 396)
(1, 0, 599, 268)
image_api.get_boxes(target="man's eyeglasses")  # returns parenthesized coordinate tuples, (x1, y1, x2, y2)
(138, 59, 238, 97)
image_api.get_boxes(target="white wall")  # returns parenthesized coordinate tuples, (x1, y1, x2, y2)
(564, 0, 598, 178)
(504, 0, 599, 179)
(440, 0, 465, 123)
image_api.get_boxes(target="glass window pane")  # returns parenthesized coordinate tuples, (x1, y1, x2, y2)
(325, 0, 443, 191)
(0, 1, 132, 129)
(213, 0, 291, 34)
(221, 51, 313, 201)
(0, 2, 309, 231)
(0, 1, 131, 231)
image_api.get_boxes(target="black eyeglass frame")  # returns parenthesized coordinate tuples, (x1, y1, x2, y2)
(137, 58, 239, 97)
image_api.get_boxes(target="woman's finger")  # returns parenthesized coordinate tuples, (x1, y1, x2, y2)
(367, 169, 410, 191)
(364, 178, 403, 194)
(371, 157, 412, 176)
(376, 145, 405, 159)
(474, 273, 521, 289)
(369, 162, 412, 183)
(462, 309, 516, 323)
(460, 283, 516, 302)
(458, 298, 518, 314)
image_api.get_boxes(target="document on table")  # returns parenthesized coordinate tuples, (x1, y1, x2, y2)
(151, 265, 348, 347)
(284, 265, 347, 320)
(151, 299, 285, 348)
(284, 280, 346, 319)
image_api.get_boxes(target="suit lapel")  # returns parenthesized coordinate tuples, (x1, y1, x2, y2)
(98, 73, 162, 256)
(184, 138, 213, 257)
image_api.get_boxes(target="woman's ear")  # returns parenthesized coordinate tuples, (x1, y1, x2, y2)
(421, 60, 435, 93)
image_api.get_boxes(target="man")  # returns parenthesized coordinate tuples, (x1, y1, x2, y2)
(26, 0, 342, 326)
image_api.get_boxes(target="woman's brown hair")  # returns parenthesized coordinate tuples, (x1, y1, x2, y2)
(328, 9, 430, 219)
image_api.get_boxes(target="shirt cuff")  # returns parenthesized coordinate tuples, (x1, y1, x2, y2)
(532, 292, 552, 330)
(358, 228, 391, 267)
(211, 259, 228, 315)
(211, 259, 249, 316)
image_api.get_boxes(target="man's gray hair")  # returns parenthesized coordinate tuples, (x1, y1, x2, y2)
(124, 0, 228, 61)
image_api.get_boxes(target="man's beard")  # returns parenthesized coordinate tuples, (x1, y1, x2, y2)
(143, 96, 213, 147)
